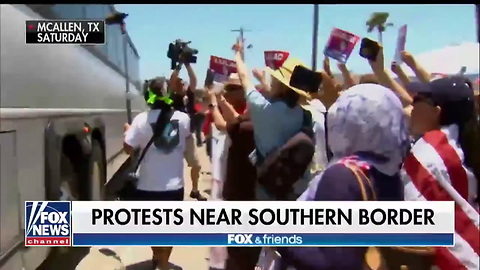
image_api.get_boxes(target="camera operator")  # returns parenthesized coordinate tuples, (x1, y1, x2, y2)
(169, 61, 206, 201)
(123, 76, 204, 269)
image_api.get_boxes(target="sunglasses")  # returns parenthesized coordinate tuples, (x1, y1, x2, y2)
(412, 94, 437, 106)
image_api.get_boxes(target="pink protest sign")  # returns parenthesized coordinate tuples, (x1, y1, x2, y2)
(323, 28, 360, 64)
(394, 25, 408, 64)
(209, 56, 237, 83)
(264, 51, 290, 70)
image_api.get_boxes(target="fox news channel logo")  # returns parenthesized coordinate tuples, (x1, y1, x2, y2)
(25, 201, 71, 246)
(25, 20, 105, 44)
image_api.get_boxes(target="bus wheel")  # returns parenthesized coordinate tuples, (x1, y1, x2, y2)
(43, 154, 81, 259)
(89, 140, 105, 201)
(59, 153, 80, 201)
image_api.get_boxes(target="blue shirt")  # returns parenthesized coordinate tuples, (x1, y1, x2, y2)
(245, 88, 303, 158)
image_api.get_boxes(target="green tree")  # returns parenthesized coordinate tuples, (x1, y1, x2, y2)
(366, 12, 394, 44)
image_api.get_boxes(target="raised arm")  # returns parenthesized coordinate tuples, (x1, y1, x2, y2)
(390, 61, 411, 88)
(317, 71, 341, 109)
(233, 39, 252, 90)
(401, 51, 431, 83)
(368, 46, 413, 108)
(169, 63, 183, 94)
(323, 57, 334, 78)
(252, 68, 271, 93)
(337, 62, 356, 89)
(207, 91, 227, 131)
(233, 39, 271, 112)
(217, 95, 240, 124)
(185, 63, 197, 91)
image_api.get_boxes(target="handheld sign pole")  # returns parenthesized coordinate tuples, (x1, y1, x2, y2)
(476, 4, 479, 43)
(312, 4, 319, 71)
(106, 12, 132, 124)
(122, 28, 132, 124)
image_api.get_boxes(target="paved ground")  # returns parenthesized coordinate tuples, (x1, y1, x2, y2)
(38, 145, 214, 270)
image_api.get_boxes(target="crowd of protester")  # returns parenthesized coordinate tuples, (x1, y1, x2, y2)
(122, 35, 480, 270)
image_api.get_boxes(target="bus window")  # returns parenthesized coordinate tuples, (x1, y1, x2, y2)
(51, 4, 85, 20)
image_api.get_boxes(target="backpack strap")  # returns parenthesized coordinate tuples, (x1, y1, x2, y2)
(343, 163, 376, 201)
(322, 112, 334, 162)
(135, 109, 174, 171)
(301, 109, 314, 139)
(343, 161, 382, 270)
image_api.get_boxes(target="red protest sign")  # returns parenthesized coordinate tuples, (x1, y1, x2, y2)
(209, 56, 237, 83)
(394, 25, 408, 64)
(323, 28, 360, 64)
(264, 51, 290, 70)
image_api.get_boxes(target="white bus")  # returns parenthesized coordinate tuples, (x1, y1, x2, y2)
(0, 4, 146, 269)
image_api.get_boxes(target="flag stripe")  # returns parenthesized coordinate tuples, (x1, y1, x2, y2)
(411, 138, 480, 229)
(402, 172, 479, 270)
(422, 130, 469, 201)
(435, 246, 467, 270)
(404, 155, 479, 256)
(403, 128, 480, 270)
(412, 140, 479, 227)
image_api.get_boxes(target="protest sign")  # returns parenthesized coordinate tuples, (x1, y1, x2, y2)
(323, 28, 360, 64)
(264, 50, 290, 70)
(394, 25, 408, 64)
(209, 56, 237, 83)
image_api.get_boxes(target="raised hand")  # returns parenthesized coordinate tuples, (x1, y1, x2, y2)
(368, 44, 385, 73)
(323, 56, 333, 78)
(252, 68, 265, 82)
(206, 87, 217, 105)
(400, 51, 415, 67)
(323, 56, 330, 70)
(232, 38, 244, 54)
(337, 62, 348, 72)
(390, 61, 400, 74)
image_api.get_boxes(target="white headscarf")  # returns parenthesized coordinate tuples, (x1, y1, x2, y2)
(327, 84, 410, 176)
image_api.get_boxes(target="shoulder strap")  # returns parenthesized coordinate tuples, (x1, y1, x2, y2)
(134, 109, 174, 171)
(301, 109, 314, 138)
(322, 112, 333, 161)
(344, 163, 377, 201)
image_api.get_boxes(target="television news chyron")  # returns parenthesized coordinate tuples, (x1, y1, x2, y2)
(25, 20, 106, 45)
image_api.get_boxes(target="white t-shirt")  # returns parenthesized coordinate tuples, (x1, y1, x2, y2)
(124, 109, 191, 191)
(304, 99, 328, 172)
(210, 124, 230, 183)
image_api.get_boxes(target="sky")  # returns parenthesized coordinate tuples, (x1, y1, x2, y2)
(117, 4, 478, 84)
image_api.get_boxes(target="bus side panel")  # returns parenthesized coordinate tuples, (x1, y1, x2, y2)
(0, 118, 50, 270)
(0, 132, 22, 269)
(1, 4, 144, 185)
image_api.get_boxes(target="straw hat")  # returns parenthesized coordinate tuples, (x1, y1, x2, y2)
(265, 57, 312, 99)
(224, 73, 242, 88)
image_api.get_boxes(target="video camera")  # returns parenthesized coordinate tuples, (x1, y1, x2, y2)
(167, 39, 198, 70)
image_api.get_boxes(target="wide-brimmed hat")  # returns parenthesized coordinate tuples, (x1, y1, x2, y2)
(265, 57, 312, 99)
(224, 73, 242, 89)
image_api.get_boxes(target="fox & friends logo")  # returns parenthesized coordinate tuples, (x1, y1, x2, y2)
(25, 201, 71, 246)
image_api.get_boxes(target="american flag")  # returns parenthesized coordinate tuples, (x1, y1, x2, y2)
(401, 124, 479, 270)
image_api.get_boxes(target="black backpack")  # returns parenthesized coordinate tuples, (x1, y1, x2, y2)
(256, 110, 315, 200)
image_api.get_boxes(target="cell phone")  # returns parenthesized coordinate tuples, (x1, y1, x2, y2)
(359, 38, 381, 61)
(289, 65, 323, 93)
(204, 69, 214, 88)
